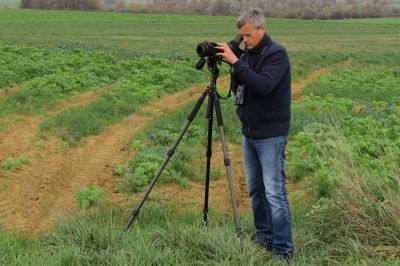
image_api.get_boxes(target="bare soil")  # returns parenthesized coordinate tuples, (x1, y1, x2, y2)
(0, 84, 22, 98)
(0, 80, 222, 235)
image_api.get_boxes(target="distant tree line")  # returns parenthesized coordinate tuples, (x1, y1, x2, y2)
(122, 0, 400, 19)
(20, 0, 400, 19)
(20, 0, 102, 10)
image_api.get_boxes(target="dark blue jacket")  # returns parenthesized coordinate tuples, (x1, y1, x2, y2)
(231, 34, 291, 139)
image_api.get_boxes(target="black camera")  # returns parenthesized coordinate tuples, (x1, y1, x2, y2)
(196, 34, 243, 59)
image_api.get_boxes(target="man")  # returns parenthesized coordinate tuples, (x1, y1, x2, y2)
(216, 9, 294, 261)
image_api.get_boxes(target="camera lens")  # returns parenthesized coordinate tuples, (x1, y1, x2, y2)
(196, 42, 217, 57)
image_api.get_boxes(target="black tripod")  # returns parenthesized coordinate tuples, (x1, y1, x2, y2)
(124, 57, 242, 234)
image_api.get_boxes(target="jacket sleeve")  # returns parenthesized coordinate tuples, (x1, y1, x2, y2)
(232, 49, 289, 97)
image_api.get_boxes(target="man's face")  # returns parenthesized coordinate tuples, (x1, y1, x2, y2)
(239, 22, 265, 50)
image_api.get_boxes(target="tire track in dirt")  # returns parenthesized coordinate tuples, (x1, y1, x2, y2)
(0, 84, 117, 231)
(0, 79, 223, 234)
(0, 84, 117, 160)
(292, 60, 352, 99)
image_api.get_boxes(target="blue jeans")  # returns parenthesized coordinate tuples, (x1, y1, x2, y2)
(243, 135, 294, 256)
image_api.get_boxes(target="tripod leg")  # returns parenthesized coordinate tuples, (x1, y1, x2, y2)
(212, 91, 243, 235)
(124, 89, 209, 231)
(203, 95, 213, 227)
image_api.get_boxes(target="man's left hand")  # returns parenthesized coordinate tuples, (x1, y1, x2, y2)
(216, 43, 238, 65)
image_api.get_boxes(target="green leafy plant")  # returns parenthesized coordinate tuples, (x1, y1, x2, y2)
(113, 162, 128, 176)
(75, 186, 106, 209)
(0, 156, 29, 172)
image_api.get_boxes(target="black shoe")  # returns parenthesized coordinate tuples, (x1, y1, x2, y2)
(254, 239, 273, 252)
(274, 253, 294, 263)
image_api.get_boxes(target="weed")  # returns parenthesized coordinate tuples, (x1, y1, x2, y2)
(0, 156, 29, 172)
(75, 186, 106, 209)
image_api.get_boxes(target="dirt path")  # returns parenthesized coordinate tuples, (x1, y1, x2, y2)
(291, 60, 352, 99)
(0, 84, 117, 233)
(0, 84, 116, 158)
(0, 79, 221, 234)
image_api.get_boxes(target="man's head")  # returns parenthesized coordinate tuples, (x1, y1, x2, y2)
(237, 9, 266, 50)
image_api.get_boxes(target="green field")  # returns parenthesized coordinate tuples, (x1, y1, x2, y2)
(1, 9, 400, 55)
(0, 8, 399, 266)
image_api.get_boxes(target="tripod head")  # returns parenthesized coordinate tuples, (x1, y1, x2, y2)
(195, 55, 222, 95)
(195, 56, 220, 74)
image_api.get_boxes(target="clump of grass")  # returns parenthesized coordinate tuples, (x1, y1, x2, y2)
(0, 156, 29, 172)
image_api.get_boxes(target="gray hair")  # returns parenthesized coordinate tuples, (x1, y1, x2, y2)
(237, 9, 265, 29)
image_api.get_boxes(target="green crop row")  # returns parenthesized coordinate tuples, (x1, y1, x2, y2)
(0, 44, 131, 88)
(0, 47, 141, 115)
(39, 57, 208, 142)
(304, 68, 400, 103)
(0, 44, 209, 119)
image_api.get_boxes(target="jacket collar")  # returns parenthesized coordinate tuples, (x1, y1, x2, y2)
(246, 34, 272, 56)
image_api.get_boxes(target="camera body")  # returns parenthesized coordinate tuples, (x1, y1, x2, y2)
(196, 34, 243, 59)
